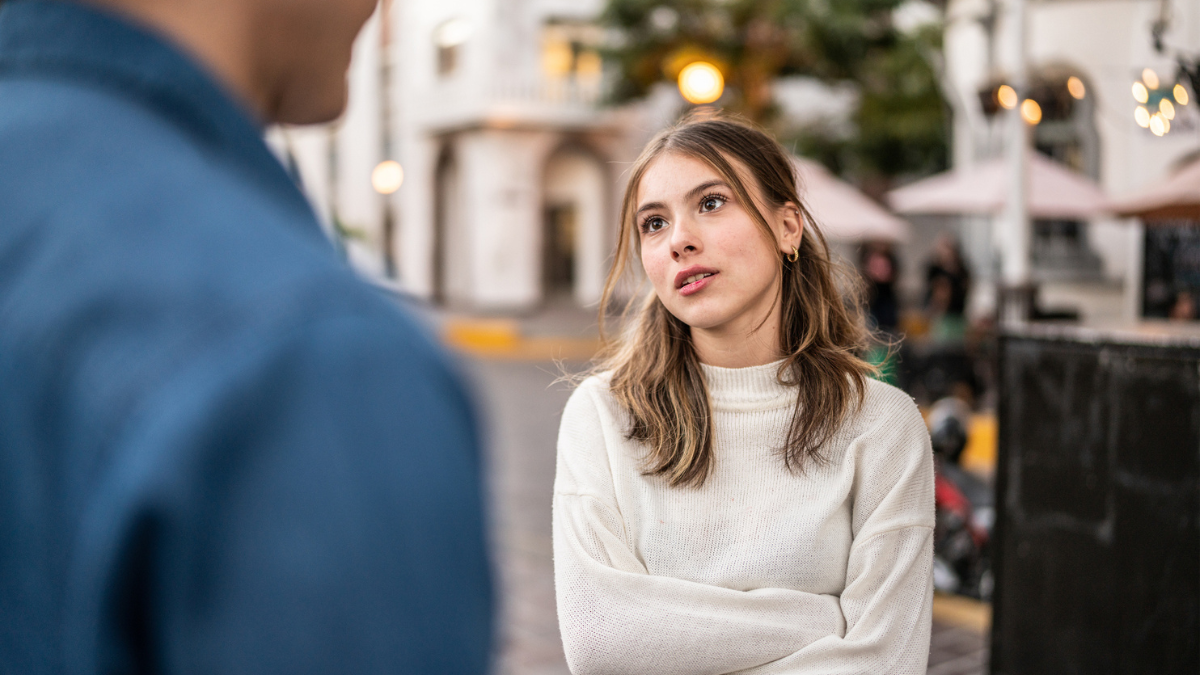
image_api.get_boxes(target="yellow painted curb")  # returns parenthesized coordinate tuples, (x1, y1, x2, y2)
(464, 336, 602, 361)
(932, 593, 991, 634)
(442, 318, 521, 351)
(441, 318, 602, 361)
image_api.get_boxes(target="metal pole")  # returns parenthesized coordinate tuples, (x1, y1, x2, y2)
(1000, 0, 1030, 324)
(379, 0, 398, 279)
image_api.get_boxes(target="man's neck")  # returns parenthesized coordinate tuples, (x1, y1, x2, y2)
(78, 0, 268, 121)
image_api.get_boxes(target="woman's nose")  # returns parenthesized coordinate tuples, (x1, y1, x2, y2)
(670, 218, 700, 261)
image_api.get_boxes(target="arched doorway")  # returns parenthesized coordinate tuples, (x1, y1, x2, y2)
(433, 142, 467, 305)
(541, 145, 608, 305)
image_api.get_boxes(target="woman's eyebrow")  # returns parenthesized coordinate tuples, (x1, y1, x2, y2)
(685, 180, 729, 202)
(636, 200, 666, 216)
(636, 180, 730, 215)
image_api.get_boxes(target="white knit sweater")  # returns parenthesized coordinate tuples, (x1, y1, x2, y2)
(552, 360, 935, 675)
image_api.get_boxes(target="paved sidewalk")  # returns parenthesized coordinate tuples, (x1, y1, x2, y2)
(928, 620, 989, 675)
(467, 359, 572, 675)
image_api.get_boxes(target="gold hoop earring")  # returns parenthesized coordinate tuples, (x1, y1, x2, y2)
(787, 246, 799, 263)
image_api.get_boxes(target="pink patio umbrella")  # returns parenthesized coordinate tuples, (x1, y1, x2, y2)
(886, 153, 1108, 220)
(793, 156, 910, 242)
(1107, 157, 1200, 221)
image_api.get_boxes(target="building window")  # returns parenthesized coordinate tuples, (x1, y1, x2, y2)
(1029, 68, 1104, 280)
(541, 21, 603, 83)
(1143, 223, 1200, 319)
(434, 18, 472, 78)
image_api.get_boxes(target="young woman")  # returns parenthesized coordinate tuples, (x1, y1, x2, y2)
(553, 116, 934, 674)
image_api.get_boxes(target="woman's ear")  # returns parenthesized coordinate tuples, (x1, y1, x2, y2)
(776, 202, 805, 254)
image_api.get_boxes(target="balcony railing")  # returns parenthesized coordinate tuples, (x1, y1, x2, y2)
(489, 75, 604, 107)
(415, 72, 612, 131)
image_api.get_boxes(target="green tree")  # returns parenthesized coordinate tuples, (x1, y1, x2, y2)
(601, 0, 949, 185)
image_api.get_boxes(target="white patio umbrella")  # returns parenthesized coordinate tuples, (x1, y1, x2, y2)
(885, 153, 1108, 220)
(793, 156, 910, 243)
(1107, 157, 1200, 221)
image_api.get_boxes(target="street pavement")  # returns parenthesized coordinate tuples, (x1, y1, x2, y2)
(462, 357, 988, 675)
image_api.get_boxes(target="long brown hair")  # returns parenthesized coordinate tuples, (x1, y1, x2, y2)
(595, 114, 876, 488)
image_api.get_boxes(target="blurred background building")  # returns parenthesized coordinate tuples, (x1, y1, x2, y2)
(271, 0, 651, 311)
(269, 0, 1199, 326)
(934, 0, 1199, 323)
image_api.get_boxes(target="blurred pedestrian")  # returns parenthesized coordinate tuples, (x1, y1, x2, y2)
(1169, 289, 1197, 321)
(860, 241, 901, 334)
(554, 116, 934, 673)
(0, 1, 491, 673)
(925, 234, 971, 342)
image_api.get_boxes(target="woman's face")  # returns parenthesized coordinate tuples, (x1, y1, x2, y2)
(635, 152, 802, 342)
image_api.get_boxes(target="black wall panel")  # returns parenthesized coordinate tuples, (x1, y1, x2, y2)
(993, 334, 1200, 674)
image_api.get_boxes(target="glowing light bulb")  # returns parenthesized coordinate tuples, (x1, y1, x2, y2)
(1132, 81, 1149, 103)
(372, 160, 405, 195)
(678, 62, 724, 104)
(1067, 76, 1086, 100)
(997, 85, 1018, 109)
(1142, 68, 1160, 90)
(1020, 98, 1042, 125)
(1160, 98, 1176, 120)
(1175, 84, 1190, 106)
(1135, 106, 1151, 128)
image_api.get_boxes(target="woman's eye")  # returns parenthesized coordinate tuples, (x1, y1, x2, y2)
(642, 216, 667, 233)
(700, 195, 726, 212)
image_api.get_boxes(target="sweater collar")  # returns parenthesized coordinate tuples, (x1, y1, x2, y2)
(699, 359, 796, 411)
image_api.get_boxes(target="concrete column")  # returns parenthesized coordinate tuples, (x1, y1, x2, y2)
(457, 129, 556, 310)
(397, 136, 439, 299)
(336, 10, 385, 278)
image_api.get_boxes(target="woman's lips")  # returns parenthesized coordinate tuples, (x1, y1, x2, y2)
(679, 272, 717, 296)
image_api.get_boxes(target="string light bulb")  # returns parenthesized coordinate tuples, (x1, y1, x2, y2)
(1149, 113, 1169, 137)
(1135, 106, 1151, 128)
(1132, 81, 1149, 103)
(1020, 98, 1042, 125)
(997, 85, 1018, 109)
(1160, 98, 1176, 120)
(1067, 76, 1086, 100)
(1175, 84, 1190, 107)
(1142, 68, 1160, 90)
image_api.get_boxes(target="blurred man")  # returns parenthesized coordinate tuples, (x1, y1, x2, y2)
(0, 1, 492, 672)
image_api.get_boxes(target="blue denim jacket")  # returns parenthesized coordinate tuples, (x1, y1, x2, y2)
(0, 2, 493, 672)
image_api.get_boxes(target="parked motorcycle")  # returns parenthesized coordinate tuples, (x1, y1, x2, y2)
(928, 397, 993, 601)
